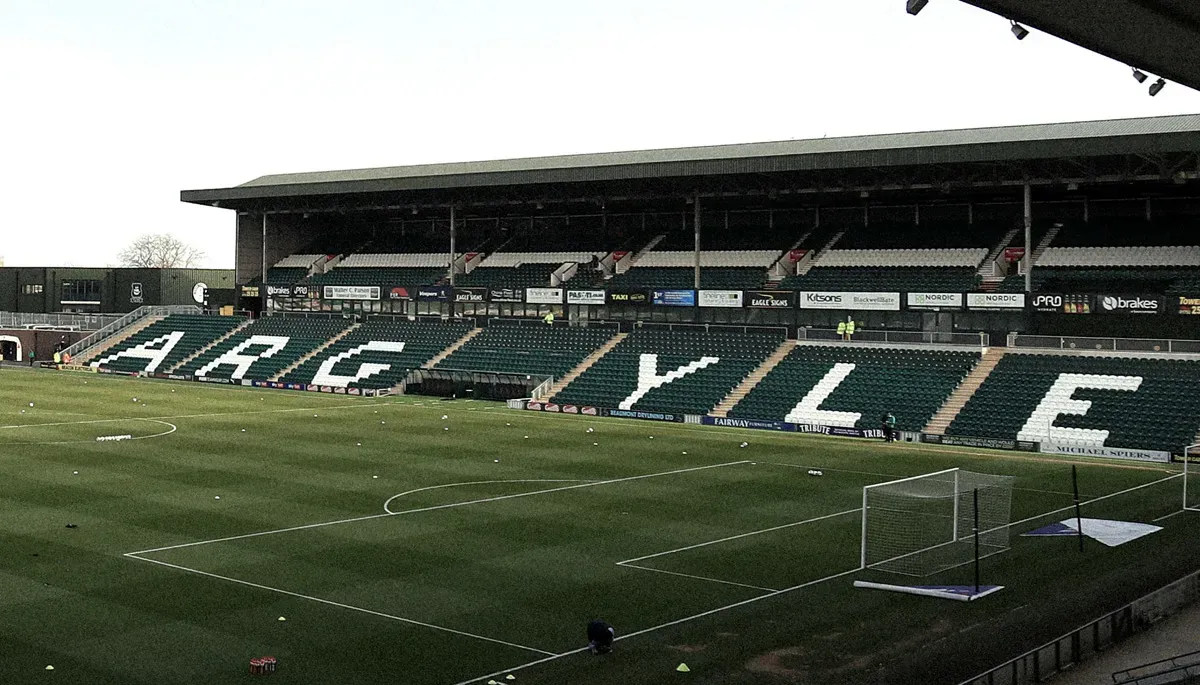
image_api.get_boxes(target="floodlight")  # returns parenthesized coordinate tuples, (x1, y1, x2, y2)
(1010, 21, 1029, 40)
(1131, 68, 1148, 84)
(1149, 78, 1166, 96)
(906, 0, 928, 16)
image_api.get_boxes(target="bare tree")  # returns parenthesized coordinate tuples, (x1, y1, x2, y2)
(118, 234, 206, 268)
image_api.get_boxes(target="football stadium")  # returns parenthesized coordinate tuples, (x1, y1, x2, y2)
(5, 3, 1200, 685)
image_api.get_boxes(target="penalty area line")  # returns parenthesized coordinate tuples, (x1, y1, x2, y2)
(451, 566, 864, 685)
(124, 460, 749, 556)
(123, 554, 556, 656)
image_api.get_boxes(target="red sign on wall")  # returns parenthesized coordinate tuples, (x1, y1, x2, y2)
(788, 249, 808, 262)
(1003, 247, 1026, 262)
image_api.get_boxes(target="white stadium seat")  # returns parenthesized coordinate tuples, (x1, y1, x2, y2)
(273, 254, 324, 268)
(479, 251, 603, 267)
(1037, 246, 1200, 267)
(338, 253, 450, 268)
(812, 248, 988, 269)
(636, 250, 779, 267)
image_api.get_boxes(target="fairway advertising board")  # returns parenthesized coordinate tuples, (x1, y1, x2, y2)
(388, 286, 413, 301)
(265, 284, 292, 298)
(702, 416, 794, 431)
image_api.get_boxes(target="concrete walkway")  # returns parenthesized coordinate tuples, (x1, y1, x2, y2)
(1052, 601, 1200, 685)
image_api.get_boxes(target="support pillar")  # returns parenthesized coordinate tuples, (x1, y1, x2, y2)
(1023, 183, 1033, 294)
(693, 192, 701, 290)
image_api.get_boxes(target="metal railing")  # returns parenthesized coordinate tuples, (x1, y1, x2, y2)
(799, 327, 989, 347)
(1113, 649, 1200, 684)
(63, 305, 201, 358)
(1008, 334, 1200, 355)
(0, 312, 124, 331)
(633, 321, 790, 338)
(961, 569, 1200, 685)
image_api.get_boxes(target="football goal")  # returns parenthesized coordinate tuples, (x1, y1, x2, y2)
(1186, 444, 1200, 513)
(861, 468, 1015, 576)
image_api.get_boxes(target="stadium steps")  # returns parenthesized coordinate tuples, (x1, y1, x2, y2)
(923, 347, 1008, 435)
(270, 323, 361, 381)
(978, 276, 1006, 292)
(1032, 224, 1062, 263)
(75, 316, 165, 364)
(164, 318, 254, 374)
(422, 328, 483, 369)
(798, 231, 844, 275)
(542, 332, 628, 402)
(709, 339, 797, 417)
(977, 227, 1021, 278)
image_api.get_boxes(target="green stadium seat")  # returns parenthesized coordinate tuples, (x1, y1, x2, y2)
(729, 345, 979, 432)
(89, 314, 247, 374)
(947, 353, 1200, 453)
(553, 328, 785, 414)
(436, 323, 616, 378)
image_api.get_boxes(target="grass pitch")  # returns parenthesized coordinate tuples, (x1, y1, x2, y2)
(2, 367, 1198, 684)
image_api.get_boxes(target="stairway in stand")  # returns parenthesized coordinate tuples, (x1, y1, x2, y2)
(923, 347, 1007, 435)
(422, 328, 483, 369)
(709, 340, 796, 418)
(977, 276, 1006, 292)
(164, 319, 253, 374)
(270, 323, 360, 381)
(76, 316, 165, 364)
(541, 332, 627, 402)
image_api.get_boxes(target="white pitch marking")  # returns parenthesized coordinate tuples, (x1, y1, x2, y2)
(125, 461, 749, 556)
(616, 562, 777, 592)
(123, 554, 556, 656)
(382, 480, 593, 514)
(1152, 509, 1190, 523)
(618, 507, 861, 565)
(450, 566, 864, 685)
(2, 419, 178, 445)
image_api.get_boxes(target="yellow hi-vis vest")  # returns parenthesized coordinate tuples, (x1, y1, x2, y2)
(543, 313, 554, 324)
(836, 321, 846, 335)
(846, 320, 856, 335)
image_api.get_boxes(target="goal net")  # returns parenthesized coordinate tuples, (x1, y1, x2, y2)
(1186, 445, 1200, 513)
(861, 468, 1015, 576)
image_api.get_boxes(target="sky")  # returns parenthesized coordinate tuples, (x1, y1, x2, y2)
(2, 0, 1198, 269)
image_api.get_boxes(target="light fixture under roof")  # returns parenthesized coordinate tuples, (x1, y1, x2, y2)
(1010, 21, 1029, 40)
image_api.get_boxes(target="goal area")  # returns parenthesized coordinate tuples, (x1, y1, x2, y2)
(861, 468, 1015, 576)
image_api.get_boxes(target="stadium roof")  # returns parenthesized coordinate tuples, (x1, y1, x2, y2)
(960, 1, 1200, 92)
(182, 114, 1200, 210)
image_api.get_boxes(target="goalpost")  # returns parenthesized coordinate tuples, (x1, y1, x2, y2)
(860, 468, 1015, 577)
(1186, 444, 1200, 513)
